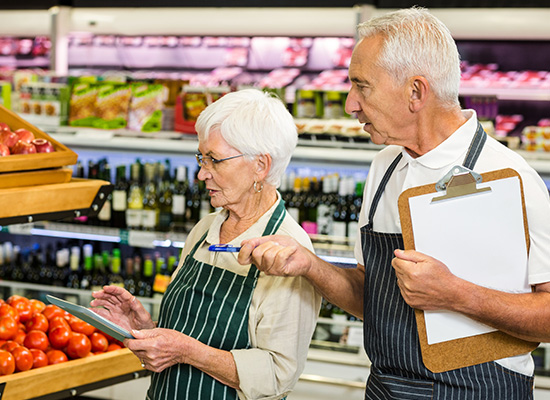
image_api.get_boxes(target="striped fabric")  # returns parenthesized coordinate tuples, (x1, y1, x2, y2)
(148, 201, 286, 400)
(360, 125, 534, 399)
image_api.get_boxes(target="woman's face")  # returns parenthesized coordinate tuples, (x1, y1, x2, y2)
(197, 130, 256, 214)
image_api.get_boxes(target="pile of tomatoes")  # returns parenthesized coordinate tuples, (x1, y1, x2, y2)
(0, 295, 124, 376)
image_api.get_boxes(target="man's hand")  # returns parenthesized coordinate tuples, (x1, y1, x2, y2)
(392, 249, 463, 311)
(238, 235, 314, 277)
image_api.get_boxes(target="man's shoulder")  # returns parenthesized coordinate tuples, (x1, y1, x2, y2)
(371, 145, 403, 168)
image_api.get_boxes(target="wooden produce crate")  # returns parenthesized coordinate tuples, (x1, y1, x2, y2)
(0, 105, 78, 173)
(0, 178, 112, 225)
(0, 168, 73, 190)
(0, 349, 144, 400)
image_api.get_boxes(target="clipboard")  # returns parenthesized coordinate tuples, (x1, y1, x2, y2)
(46, 294, 134, 342)
(398, 167, 539, 373)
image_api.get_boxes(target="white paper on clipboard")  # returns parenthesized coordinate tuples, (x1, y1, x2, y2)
(408, 176, 530, 345)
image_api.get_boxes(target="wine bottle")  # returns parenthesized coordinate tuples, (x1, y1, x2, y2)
(66, 246, 81, 289)
(317, 176, 333, 236)
(138, 256, 154, 298)
(97, 161, 113, 226)
(158, 167, 173, 232)
(80, 244, 93, 290)
(286, 176, 302, 223)
(126, 162, 144, 230)
(171, 165, 188, 233)
(331, 176, 349, 238)
(87, 161, 100, 226)
(142, 163, 159, 232)
(111, 165, 128, 229)
(124, 257, 137, 295)
(108, 248, 125, 287)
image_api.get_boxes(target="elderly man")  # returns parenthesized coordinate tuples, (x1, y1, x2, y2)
(239, 7, 550, 399)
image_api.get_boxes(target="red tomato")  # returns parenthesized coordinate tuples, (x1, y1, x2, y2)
(46, 349, 67, 365)
(69, 318, 96, 336)
(66, 332, 91, 359)
(30, 348, 48, 369)
(14, 330, 26, 345)
(0, 304, 19, 323)
(29, 299, 46, 316)
(48, 326, 72, 349)
(23, 330, 49, 351)
(107, 343, 122, 352)
(6, 296, 31, 323)
(90, 332, 109, 353)
(42, 305, 64, 321)
(11, 345, 33, 372)
(26, 313, 49, 333)
(0, 349, 15, 375)
(1, 341, 19, 352)
(0, 316, 18, 341)
(48, 316, 70, 332)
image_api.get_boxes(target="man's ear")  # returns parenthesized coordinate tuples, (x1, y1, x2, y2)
(409, 76, 430, 112)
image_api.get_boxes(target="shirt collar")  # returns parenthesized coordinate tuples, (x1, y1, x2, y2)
(398, 110, 478, 170)
(205, 191, 283, 246)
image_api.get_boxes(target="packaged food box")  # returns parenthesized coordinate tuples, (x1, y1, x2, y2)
(127, 83, 167, 132)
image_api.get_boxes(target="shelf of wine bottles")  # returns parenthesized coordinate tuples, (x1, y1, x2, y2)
(0, 234, 176, 321)
(65, 157, 365, 256)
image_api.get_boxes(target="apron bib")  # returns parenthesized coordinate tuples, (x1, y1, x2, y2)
(148, 201, 286, 400)
(361, 124, 534, 399)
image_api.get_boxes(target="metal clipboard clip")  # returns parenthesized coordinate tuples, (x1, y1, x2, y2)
(432, 165, 491, 202)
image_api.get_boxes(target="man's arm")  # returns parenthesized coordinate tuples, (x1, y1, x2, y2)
(393, 249, 550, 343)
(239, 235, 366, 319)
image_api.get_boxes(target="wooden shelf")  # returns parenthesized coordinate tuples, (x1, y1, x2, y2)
(0, 178, 112, 226)
(0, 349, 146, 400)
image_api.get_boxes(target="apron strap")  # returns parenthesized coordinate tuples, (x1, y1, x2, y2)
(368, 153, 403, 226)
(248, 199, 287, 279)
(367, 121, 487, 226)
(462, 121, 486, 170)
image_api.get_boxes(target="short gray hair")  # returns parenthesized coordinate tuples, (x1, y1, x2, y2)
(195, 89, 297, 188)
(357, 7, 461, 108)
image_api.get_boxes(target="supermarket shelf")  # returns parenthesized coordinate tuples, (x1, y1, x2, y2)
(0, 221, 358, 264)
(43, 125, 550, 175)
(459, 87, 550, 101)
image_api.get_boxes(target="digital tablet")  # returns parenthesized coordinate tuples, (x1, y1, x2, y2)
(46, 294, 134, 342)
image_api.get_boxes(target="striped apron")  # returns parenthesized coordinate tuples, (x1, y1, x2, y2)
(361, 123, 534, 399)
(148, 200, 286, 400)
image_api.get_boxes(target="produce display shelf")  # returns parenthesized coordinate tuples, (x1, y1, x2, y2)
(0, 105, 77, 174)
(0, 348, 148, 400)
(0, 178, 112, 226)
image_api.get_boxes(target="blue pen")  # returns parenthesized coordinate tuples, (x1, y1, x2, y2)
(208, 244, 242, 252)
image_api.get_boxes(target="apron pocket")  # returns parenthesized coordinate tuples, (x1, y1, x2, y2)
(367, 372, 434, 400)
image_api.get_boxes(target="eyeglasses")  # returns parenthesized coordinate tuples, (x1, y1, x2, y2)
(195, 153, 245, 169)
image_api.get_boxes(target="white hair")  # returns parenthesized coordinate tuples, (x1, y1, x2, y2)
(357, 7, 461, 109)
(195, 89, 297, 188)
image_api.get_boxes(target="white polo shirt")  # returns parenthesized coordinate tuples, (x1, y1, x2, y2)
(354, 110, 550, 376)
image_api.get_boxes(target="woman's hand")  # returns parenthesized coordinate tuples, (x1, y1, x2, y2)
(90, 285, 155, 332)
(125, 328, 190, 373)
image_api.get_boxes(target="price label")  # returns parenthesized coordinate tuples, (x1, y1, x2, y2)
(128, 230, 156, 248)
(75, 129, 114, 141)
(7, 223, 34, 235)
(346, 326, 364, 347)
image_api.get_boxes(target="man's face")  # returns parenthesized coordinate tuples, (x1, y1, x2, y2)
(345, 35, 413, 147)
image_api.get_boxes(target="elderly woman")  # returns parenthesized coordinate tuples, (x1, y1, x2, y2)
(90, 89, 321, 400)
